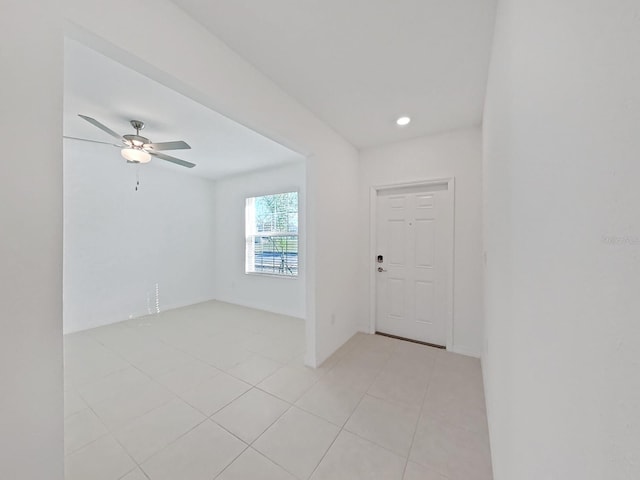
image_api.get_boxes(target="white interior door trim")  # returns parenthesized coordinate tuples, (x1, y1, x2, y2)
(368, 177, 455, 350)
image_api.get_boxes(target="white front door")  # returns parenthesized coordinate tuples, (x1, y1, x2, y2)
(375, 184, 452, 346)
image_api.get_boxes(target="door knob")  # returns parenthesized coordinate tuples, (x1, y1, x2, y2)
(377, 267, 387, 272)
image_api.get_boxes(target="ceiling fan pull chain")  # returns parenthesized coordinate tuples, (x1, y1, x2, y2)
(135, 166, 140, 191)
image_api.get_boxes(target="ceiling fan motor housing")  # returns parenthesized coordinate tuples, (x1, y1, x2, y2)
(124, 120, 149, 147)
(123, 134, 150, 147)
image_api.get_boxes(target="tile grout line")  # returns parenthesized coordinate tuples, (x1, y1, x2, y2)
(67, 315, 473, 480)
(64, 305, 307, 477)
(245, 350, 349, 479)
(69, 329, 213, 476)
(401, 350, 443, 479)
(305, 343, 395, 479)
(230, 342, 357, 480)
(213, 402, 298, 480)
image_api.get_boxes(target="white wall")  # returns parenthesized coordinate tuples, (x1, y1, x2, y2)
(359, 128, 484, 356)
(214, 162, 306, 318)
(65, 0, 360, 366)
(64, 141, 216, 333)
(0, 1, 64, 479)
(482, 0, 640, 478)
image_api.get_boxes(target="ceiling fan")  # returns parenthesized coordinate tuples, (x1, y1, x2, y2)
(64, 114, 196, 168)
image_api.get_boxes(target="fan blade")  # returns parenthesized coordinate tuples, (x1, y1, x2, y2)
(149, 151, 196, 168)
(78, 114, 123, 141)
(63, 135, 122, 147)
(144, 140, 191, 151)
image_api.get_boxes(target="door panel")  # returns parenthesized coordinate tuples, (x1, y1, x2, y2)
(389, 220, 406, 265)
(414, 280, 434, 324)
(375, 185, 450, 346)
(414, 219, 435, 267)
(389, 278, 405, 318)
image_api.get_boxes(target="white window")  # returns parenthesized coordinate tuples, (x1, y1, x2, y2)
(245, 191, 298, 276)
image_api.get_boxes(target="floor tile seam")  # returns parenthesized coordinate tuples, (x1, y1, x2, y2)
(405, 461, 453, 480)
(106, 426, 142, 473)
(122, 321, 192, 352)
(206, 370, 254, 392)
(402, 350, 439, 479)
(65, 387, 142, 465)
(86, 329, 177, 365)
(166, 336, 215, 359)
(416, 402, 492, 445)
(213, 445, 296, 480)
(303, 350, 393, 479)
(177, 385, 249, 418)
(228, 405, 306, 480)
(159, 368, 224, 396)
(67, 363, 132, 391)
(244, 402, 295, 448)
(94, 389, 177, 434)
(262, 402, 343, 434)
(117, 465, 151, 480)
(292, 399, 355, 429)
(74, 347, 184, 404)
(254, 370, 321, 404)
(341, 348, 388, 422)
(210, 387, 293, 445)
(221, 361, 286, 385)
(135, 416, 222, 475)
(209, 443, 252, 480)
(340, 424, 413, 460)
(128, 351, 204, 378)
(207, 334, 264, 353)
(243, 347, 301, 365)
(358, 391, 424, 415)
(292, 386, 364, 429)
(112, 406, 208, 468)
(252, 384, 300, 404)
(420, 409, 491, 437)
(63, 430, 110, 458)
(187, 351, 236, 371)
(70, 377, 284, 473)
(174, 342, 252, 368)
(408, 456, 456, 479)
(70, 397, 192, 470)
(304, 424, 342, 480)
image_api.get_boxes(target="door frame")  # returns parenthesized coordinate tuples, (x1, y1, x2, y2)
(368, 177, 456, 350)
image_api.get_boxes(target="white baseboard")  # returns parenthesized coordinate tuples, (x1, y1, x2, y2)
(448, 344, 481, 358)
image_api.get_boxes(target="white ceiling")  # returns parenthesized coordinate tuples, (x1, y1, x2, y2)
(64, 38, 303, 180)
(171, 0, 498, 149)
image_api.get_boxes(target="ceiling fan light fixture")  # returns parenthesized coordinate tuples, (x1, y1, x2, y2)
(75, 115, 195, 168)
(121, 147, 151, 164)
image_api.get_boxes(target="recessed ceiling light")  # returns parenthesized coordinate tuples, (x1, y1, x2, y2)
(396, 116, 411, 126)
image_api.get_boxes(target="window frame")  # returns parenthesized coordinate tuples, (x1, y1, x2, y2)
(244, 190, 299, 278)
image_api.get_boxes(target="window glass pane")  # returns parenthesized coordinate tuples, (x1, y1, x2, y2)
(245, 191, 298, 276)
(251, 235, 298, 275)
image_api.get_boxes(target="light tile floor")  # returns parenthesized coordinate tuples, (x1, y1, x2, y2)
(64, 300, 492, 480)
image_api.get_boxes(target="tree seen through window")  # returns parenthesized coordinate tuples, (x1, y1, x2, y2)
(246, 191, 298, 276)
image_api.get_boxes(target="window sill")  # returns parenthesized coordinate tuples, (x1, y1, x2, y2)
(245, 272, 299, 280)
